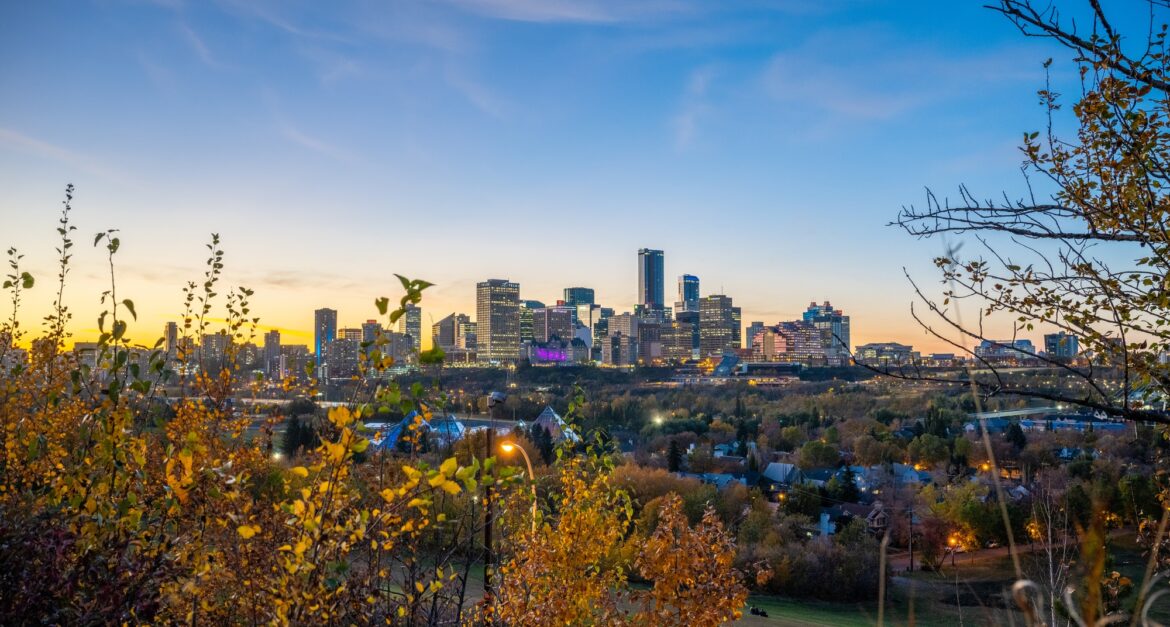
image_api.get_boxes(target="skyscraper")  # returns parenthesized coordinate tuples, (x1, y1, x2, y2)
(519, 300, 545, 344)
(164, 321, 178, 362)
(699, 295, 738, 357)
(361, 320, 383, 345)
(676, 274, 699, 313)
(314, 308, 337, 371)
(637, 248, 665, 312)
(802, 301, 851, 366)
(563, 287, 595, 307)
(398, 304, 422, 351)
(533, 306, 575, 343)
(476, 279, 521, 363)
(263, 329, 281, 377)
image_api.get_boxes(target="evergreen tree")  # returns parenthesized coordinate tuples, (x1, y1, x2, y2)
(667, 439, 683, 473)
(1005, 422, 1027, 451)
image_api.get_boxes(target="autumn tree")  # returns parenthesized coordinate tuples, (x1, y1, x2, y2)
(888, 0, 1170, 424)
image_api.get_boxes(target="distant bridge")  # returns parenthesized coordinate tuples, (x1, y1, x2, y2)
(967, 406, 1063, 419)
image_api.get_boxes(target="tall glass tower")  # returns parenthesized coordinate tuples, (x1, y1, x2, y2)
(314, 308, 337, 371)
(677, 274, 699, 312)
(637, 248, 664, 310)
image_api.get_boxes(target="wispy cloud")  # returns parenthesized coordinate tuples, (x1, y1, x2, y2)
(671, 65, 716, 149)
(760, 26, 1043, 122)
(278, 124, 354, 161)
(298, 46, 362, 85)
(0, 128, 125, 181)
(179, 23, 217, 66)
(211, 0, 351, 43)
(443, 65, 509, 118)
(438, 0, 693, 24)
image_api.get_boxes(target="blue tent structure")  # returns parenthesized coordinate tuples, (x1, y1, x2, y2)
(368, 411, 467, 451)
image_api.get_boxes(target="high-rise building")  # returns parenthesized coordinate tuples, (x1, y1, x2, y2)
(398, 304, 422, 351)
(519, 300, 544, 344)
(699, 295, 738, 356)
(1044, 332, 1079, 360)
(201, 330, 231, 370)
(533, 306, 574, 343)
(325, 337, 361, 378)
(432, 314, 457, 350)
(165, 321, 179, 362)
(263, 330, 281, 377)
(676, 274, 700, 313)
(339, 327, 363, 341)
(314, 308, 338, 372)
(456, 318, 476, 350)
(361, 320, 383, 345)
(745, 321, 764, 352)
(661, 321, 695, 362)
(477, 279, 521, 363)
(802, 301, 851, 366)
(563, 287, 595, 307)
(637, 248, 665, 313)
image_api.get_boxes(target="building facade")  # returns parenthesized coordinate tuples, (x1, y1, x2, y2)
(699, 295, 739, 357)
(314, 308, 338, 373)
(802, 301, 851, 366)
(637, 248, 665, 314)
(477, 279, 521, 363)
(398, 304, 422, 351)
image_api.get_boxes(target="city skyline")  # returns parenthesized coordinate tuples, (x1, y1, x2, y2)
(0, 1, 1140, 352)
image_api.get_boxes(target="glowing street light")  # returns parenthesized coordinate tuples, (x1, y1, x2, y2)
(500, 441, 537, 532)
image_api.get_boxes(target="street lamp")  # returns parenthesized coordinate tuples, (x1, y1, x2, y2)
(500, 441, 538, 532)
(948, 534, 959, 568)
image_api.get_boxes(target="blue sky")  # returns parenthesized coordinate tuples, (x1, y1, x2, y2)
(0, 0, 1144, 349)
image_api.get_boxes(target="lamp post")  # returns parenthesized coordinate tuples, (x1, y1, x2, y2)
(948, 535, 958, 568)
(500, 442, 538, 532)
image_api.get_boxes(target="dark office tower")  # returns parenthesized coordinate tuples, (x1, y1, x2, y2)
(263, 330, 281, 376)
(699, 295, 738, 357)
(398, 304, 422, 351)
(519, 299, 545, 344)
(432, 314, 457, 350)
(477, 279, 521, 363)
(361, 320, 383, 357)
(676, 274, 700, 313)
(314, 308, 338, 371)
(637, 249, 665, 311)
(563, 287, 595, 307)
(164, 321, 178, 362)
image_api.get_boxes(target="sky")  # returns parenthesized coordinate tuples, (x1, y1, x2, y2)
(0, 0, 1151, 352)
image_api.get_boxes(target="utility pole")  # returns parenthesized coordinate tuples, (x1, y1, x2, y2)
(907, 501, 914, 573)
(483, 392, 506, 604)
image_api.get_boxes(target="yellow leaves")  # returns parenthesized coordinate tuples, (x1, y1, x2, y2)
(324, 442, 347, 465)
(290, 466, 309, 478)
(439, 480, 461, 495)
(328, 406, 354, 428)
(165, 450, 195, 504)
(439, 457, 457, 477)
(237, 524, 260, 540)
(293, 537, 312, 557)
(427, 474, 446, 488)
